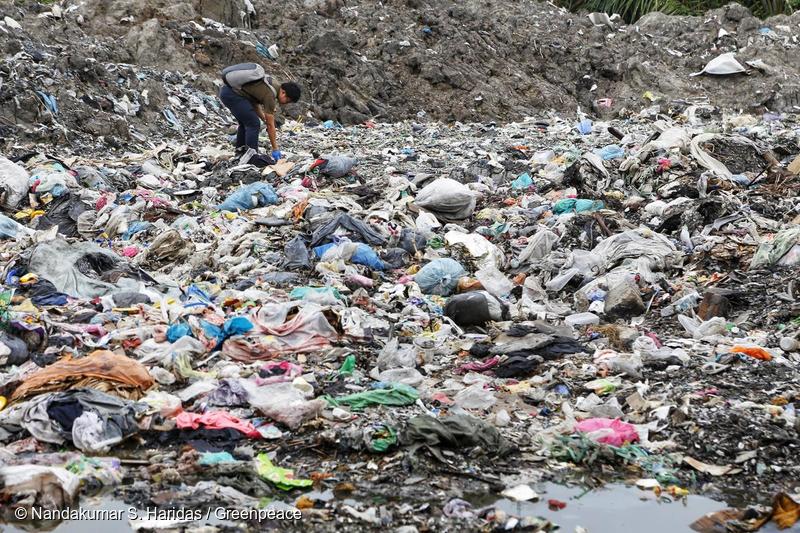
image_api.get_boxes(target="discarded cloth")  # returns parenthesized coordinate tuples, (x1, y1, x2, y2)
(176, 411, 261, 439)
(10, 350, 154, 402)
(403, 414, 515, 461)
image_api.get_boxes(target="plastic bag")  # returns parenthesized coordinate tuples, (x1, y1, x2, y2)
(318, 154, 357, 177)
(376, 338, 417, 371)
(445, 230, 505, 269)
(381, 248, 410, 268)
(289, 286, 344, 305)
(324, 383, 419, 411)
(140, 391, 182, 417)
(0, 156, 30, 209)
(552, 198, 604, 214)
(255, 453, 313, 490)
(444, 290, 508, 327)
(678, 315, 726, 339)
(475, 264, 514, 298)
(565, 312, 600, 327)
(218, 182, 279, 211)
(595, 145, 625, 160)
(750, 226, 800, 268)
(511, 172, 534, 190)
(283, 235, 311, 269)
(0, 214, 32, 239)
(575, 418, 639, 446)
(415, 258, 466, 296)
(398, 229, 427, 254)
(690, 52, 746, 76)
(576, 119, 593, 135)
(415, 178, 476, 221)
(375, 367, 424, 386)
(454, 383, 497, 410)
(314, 241, 385, 270)
(241, 380, 326, 429)
(516, 229, 558, 264)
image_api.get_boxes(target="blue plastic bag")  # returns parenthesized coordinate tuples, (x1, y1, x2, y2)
(415, 258, 466, 296)
(576, 119, 593, 135)
(350, 244, 384, 270)
(200, 316, 253, 350)
(313, 242, 385, 270)
(122, 221, 151, 240)
(595, 145, 624, 160)
(218, 182, 279, 211)
(552, 198, 604, 214)
(511, 172, 534, 190)
(0, 214, 28, 239)
(167, 322, 192, 342)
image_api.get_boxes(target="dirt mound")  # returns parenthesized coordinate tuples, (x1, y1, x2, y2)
(1, 0, 800, 139)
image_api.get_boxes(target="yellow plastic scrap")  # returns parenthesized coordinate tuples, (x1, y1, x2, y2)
(19, 273, 39, 285)
(14, 209, 45, 220)
(503, 381, 533, 394)
(11, 300, 39, 314)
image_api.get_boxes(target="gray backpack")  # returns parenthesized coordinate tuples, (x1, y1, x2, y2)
(221, 63, 276, 97)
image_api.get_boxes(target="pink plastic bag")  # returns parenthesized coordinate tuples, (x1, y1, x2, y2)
(176, 411, 261, 439)
(575, 418, 638, 446)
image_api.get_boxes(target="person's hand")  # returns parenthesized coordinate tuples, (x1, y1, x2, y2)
(271, 150, 282, 161)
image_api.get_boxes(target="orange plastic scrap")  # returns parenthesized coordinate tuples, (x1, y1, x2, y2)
(730, 345, 773, 361)
(10, 350, 154, 402)
(292, 199, 309, 222)
(773, 492, 800, 529)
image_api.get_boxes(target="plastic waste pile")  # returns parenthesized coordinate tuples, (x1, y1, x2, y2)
(0, 4, 800, 533)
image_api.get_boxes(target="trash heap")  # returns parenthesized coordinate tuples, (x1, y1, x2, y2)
(1, 102, 798, 530)
(0, 2, 800, 533)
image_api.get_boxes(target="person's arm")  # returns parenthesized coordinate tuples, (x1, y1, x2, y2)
(254, 104, 277, 149)
(265, 113, 278, 152)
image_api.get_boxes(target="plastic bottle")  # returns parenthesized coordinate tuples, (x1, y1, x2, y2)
(660, 291, 700, 317)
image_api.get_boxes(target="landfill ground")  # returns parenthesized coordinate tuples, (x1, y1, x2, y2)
(1, 1, 800, 533)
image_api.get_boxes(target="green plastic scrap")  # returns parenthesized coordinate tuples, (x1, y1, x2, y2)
(174, 352, 217, 380)
(367, 424, 398, 453)
(338, 354, 356, 376)
(0, 289, 12, 326)
(548, 434, 679, 483)
(324, 383, 419, 411)
(255, 454, 313, 491)
(750, 226, 800, 268)
(427, 236, 444, 249)
(65, 456, 123, 486)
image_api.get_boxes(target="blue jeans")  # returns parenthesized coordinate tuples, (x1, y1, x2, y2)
(219, 85, 260, 149)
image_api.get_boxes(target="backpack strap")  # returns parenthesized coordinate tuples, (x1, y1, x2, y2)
(263, 74, 277, 98)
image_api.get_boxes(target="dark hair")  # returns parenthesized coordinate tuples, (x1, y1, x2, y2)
(281, 82, 301, 103)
